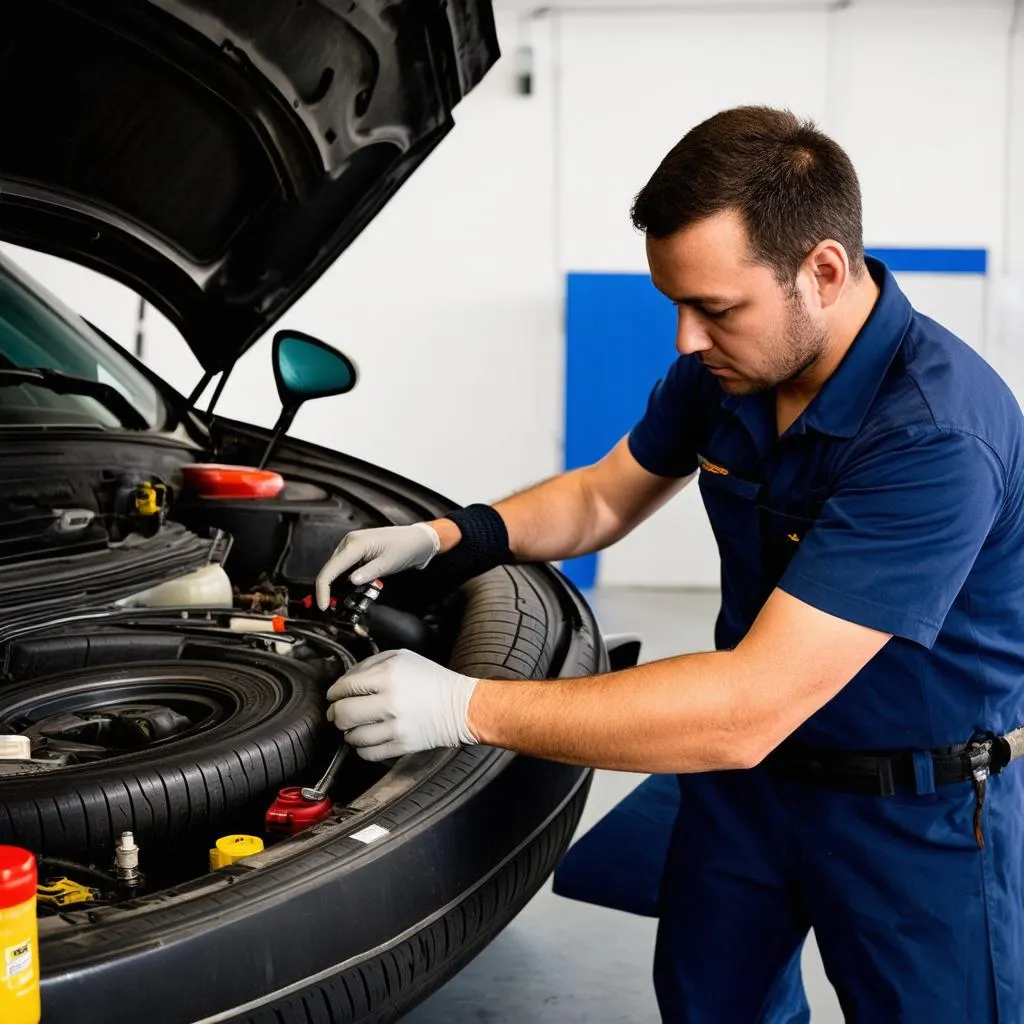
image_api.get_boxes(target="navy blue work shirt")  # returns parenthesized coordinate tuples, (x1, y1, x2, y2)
(628, 257, 1024, 750)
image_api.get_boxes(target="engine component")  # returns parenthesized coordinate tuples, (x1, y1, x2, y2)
(297, 592, 431, 654)
(114, 832, 141, 889)
(209, 835, 264, 871)
(265, 788, 333, 836)
(228, 615, 287, 634)
(226, 615, 294, 656)
(234, 576, 289, 615)
(116, 563, 233, 609)
(339, 579, 384, 638)
(133, 481, 167, 518)
(51, 508, 95, 534)
(173, 483, 374, 592)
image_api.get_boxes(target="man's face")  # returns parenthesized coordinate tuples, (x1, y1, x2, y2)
(646, 209, 828, 395)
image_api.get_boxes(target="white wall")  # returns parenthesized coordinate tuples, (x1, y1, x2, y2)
(549, 0, 1022, 586)
(4, 0, 1023, 589)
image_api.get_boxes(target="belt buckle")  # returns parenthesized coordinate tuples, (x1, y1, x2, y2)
(964, 738, 994, 779)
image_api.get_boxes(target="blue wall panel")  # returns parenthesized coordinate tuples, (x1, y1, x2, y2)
(563, 273, 677, 589)
(865, 247, 987, 274)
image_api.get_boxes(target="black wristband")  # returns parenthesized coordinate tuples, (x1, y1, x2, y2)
(444, 503, 513, 566)
(387, 505, 513, 607)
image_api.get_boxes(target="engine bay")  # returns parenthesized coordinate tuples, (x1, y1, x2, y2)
(0, 440, 456, 922)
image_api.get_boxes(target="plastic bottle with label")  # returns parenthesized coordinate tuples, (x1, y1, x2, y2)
(0, 847, 40, 1024)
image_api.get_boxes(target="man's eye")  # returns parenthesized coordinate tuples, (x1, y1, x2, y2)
(704, 307, 732, 320)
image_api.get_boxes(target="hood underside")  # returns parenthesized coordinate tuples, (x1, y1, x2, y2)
(0, 0, 498, 372)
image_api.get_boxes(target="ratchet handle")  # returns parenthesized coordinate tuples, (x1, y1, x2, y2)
(301, 743, 350, 802)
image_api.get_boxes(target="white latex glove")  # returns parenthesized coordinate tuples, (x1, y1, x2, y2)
(326, 649, 480, 761)
(315, 523, 440, 610)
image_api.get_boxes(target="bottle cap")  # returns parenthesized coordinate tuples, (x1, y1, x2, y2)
(0, 847, 36, 909)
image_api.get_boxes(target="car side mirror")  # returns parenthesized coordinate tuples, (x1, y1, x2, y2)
(258, 330, 358, 469)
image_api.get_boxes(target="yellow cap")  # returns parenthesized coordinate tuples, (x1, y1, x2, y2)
(209, 834, 265, 871)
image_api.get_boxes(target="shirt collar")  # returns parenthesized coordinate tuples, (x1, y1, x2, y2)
(801, 257, 913, 439)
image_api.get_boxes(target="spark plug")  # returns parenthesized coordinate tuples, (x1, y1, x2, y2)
(115, 831, 141, 889)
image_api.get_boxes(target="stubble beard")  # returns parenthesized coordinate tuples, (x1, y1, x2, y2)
(716, 298, 829, 396)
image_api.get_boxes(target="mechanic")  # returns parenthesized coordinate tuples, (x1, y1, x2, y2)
(315, 106, 1024, 1023)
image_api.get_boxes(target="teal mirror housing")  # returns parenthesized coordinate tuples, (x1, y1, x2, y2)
(273, 331, 357, 404)
(258, 331, 359, 468)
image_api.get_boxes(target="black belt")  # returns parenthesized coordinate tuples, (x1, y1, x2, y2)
(767, 726, 1024, 798)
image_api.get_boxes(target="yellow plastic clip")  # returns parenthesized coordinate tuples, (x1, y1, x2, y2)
(37, 877, 98, 908)
(134, 482, 167, 517)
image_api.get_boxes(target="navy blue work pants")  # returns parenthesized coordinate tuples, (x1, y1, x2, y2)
(554, 767, 1023, 1022)
(655, 765, 1022, 1023)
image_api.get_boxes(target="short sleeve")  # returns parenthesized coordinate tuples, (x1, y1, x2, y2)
(627, 356, 702, 478)
(779, 428, 1005, 647)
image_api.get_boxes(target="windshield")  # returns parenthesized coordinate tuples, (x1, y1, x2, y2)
(0, 261, 162, 429)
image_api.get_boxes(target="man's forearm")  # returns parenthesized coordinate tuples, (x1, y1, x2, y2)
(466, 651, 764, 774)
(462, 589, 889, 773)
(493, 469, 611, 562)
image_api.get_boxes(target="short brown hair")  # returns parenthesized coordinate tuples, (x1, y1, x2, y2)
(630, 106, 865, 284)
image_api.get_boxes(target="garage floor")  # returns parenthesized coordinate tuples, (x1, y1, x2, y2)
(405, 587, 845, 1024)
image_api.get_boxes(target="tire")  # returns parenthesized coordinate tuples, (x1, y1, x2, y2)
(38, 564, 601, 1024)
(448, 566, 560, 680)
(0, 650, 325, 861)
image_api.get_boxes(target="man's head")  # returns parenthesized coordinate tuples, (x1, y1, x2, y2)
(631, 106, 868, 395)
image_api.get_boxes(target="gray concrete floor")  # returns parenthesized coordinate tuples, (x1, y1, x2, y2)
(405, 587, 845, 1023)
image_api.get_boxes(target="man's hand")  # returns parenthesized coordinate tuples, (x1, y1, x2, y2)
(326, 649, 480, 761)
(315, 524, 441, 609)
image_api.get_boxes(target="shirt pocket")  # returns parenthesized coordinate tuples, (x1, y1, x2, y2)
(758, 506, 817, 589)
(698, 466, 762, 561)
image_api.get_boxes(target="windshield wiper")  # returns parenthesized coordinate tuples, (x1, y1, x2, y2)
(0, 368, 148, 430)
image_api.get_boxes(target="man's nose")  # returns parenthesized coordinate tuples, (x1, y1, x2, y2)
(675, 306, 712, 355)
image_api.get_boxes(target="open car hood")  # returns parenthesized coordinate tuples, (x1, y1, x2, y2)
(0, 1, 498, 373)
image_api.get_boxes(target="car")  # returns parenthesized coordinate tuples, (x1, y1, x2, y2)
(0, 3, 636, 1021)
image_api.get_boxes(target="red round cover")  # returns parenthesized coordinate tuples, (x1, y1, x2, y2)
(0, 847, 36, 908)
(182, 464, 285, 500)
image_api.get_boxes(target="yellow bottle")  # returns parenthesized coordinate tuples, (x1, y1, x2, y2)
(0, 847, 40, 1024)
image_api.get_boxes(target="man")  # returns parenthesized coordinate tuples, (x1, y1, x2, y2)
(315, 107, 1024, 1022)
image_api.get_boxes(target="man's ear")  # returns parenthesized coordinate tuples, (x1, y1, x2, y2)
(805, 240, 849, 310)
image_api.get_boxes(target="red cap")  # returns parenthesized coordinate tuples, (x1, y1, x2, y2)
(181, 464, 285, 500)
(0, 846, 36, 908)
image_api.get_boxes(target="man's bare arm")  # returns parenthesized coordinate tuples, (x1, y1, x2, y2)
(430, 437, 691, 563)
(465, 589, 892, 773)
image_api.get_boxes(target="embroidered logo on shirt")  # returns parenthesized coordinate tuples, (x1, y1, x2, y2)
(697, 454, 729, 476)
(787, 532, 801, 543)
